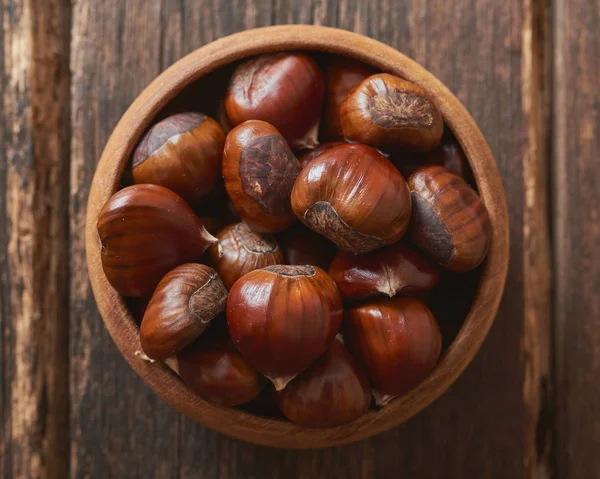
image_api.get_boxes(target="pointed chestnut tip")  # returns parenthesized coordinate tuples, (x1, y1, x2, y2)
(372, 389, 396, 407)
(292, 121, 320, 150)
(164, 357, 180, 375)
(267, 373, 297, 391)
(200, 227, 219, 245)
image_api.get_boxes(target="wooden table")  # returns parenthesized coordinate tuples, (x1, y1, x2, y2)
(0, 0, 598, 478)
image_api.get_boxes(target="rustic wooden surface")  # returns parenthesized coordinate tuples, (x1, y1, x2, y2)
(0, 0, 595, 477)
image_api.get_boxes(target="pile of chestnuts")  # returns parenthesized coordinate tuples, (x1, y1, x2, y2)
(97, 52, 491, 428)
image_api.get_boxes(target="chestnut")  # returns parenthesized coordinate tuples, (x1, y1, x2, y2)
(177, 321, 265, 407)
(227, 265, 343, 390)
(224, 53, 324, 149)
(97, 184, 218, 297)
(391, 130, 473, 182)
(291, 143, 411, 253)
(409, 165, 491, 272)
(132, 112, 225, 206)
(345, 296, 442, 406)
(320, 57, 376, 141)
(208, 222, 283, 289)
(296, 141, 344, 169)
(140, 263, 227, 360)
(328, 241, 440, 302)
(278, 223, 337, 270)
(223, 120, 301, 233)
(340, 73, 443, 152)
(275, 340, 371, 428)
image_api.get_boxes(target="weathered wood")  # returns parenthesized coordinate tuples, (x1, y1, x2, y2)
(69, 1, 181, 478)
(554, 0, 600, 477)
(0, 1, 71, 478)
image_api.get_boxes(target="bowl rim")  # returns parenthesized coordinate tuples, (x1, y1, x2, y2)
(86, 24, 509, 448)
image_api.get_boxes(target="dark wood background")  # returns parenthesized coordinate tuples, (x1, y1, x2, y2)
(0, 0, 597, 477)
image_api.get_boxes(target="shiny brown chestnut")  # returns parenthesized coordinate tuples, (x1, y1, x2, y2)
(97, 184, 218, 296)
(140, 263, 227, 360)
(320, 57, 376, 141)
(345, 296, 442, 406)
(340, 73, 443, 152)
(278, 223, 337, 270)
(224, 53, 324, 149)
(296, 141, 344, 169)
(291, 143, 411, 253)
(275, 340, 371, 428)
(227, 265, 343, 390)
(409, 165, 491, 272)
(208, 222, 283, 289)
(328, 241, 440, 302)
(223, 120, 301, 233)
(132, 112, 225, 206)
(177, 322, 265, 407)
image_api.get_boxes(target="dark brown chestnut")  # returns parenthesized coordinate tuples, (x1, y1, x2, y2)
(296, 141, 345, 169)
(223, 120, 301, 233)
(97, 184, 218, 296)
(320, 57, 376, 141)
(227, 265, 343, 390)
(278, 223, 337, 270)
(340, 73, 443, 152)
(208, 222, 283, 289)
(328, 241, 440, 302)
(391, 130, 473, 182)
(225, 53, 324, 149)
(275, 340, 371, 428)
(140, 263, 227, 360)
(291, 143, 411, 253)
(132, 112, 225, 206)
(345, 296, 442, 406)
(409, 165, 491, 272)
(177, 321, 265, 407)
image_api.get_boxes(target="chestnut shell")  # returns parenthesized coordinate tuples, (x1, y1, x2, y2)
(226, 265, 343, 390)
(291, 143, 411, 253)
(275, 340, 371, 428)
(408, 165, 491, 272)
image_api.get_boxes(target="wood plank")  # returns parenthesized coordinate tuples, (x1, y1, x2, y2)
(0, 0, 71, 478)
(69, 2, 180, 478)
(554, 0, 600, 477)
(71, 1, 552, 478)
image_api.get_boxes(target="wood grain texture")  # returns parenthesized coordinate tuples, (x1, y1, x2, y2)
(554, 0, 600, 477)
(0, 1, 70, 478)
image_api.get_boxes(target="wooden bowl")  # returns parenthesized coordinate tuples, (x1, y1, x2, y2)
(86, 25, 509, 448)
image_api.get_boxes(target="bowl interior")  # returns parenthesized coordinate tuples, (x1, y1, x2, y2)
(86, 25, 509, 448)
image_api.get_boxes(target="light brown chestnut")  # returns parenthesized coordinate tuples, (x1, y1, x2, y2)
(278, 223, 337, 270)
(227, 265, 343, 390)
(177, 321, 265, 407)
(328, 241, 440, 302)
(409, 165, 491, 272)
(140, 263, 227, 360)
(225, 53, 324, 149)
(340, 73, 443, 152)
(208, 222, 283, 289)
(223, 120, 301, 233)
(291, 143, 411, 253)
(296, 141, 344, 169)
(275, 340, 371, 428)
(320, 57, 376, 141)
(132, 112, 225, 206)
(345, 296, 442, 406)
(97, 184, 218, 296)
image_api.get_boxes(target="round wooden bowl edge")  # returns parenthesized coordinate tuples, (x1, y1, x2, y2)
(85, 25, 510, 449)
